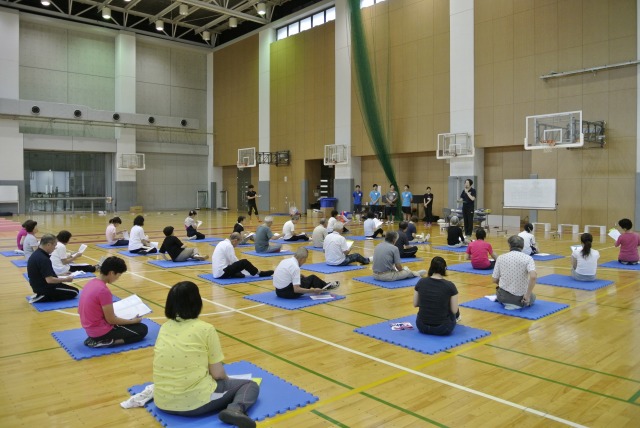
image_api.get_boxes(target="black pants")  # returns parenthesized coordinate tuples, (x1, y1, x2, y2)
(462, 206, 474, 236)
(284, 235, 309, 241)
(221, 259, 259, 278)
(472, 260, 495, 270)
(369, 228, 384, 238)
(385, 206, 396, 220)
(275, 275, 327, 299)
(400, 246, 418, 258)
(130, 247, 157, 254)
(424, 205, 433, 222)
(36, 284, 80, 302)
(248, 203, 258, 216)
(111, 239, 129, 246)
(416, 311, 458, 336)
(186, 226, 205, 240)
(69, 264, 96, 273)
(91, 323, 149, 344)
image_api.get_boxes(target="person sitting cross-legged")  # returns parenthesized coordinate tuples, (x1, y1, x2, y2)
(50, 230, 99, 276)
(311, 219, 328, 248)
(447, 216, 468, 247)
(27, 233, 78, 303)
(327, 209, 349, 234)
(254, 217, 282, 253)
(414, 257, 460, 336)
(372, 232, 426, 282)
(492, 235, 537, 309)
(282, 214, 309, 241)
(212, 233, 273, 279)
(233, 216, 255, 245)
(323, 223, 371, 266)
(363, 212, 384, 240)
(273, 248, 339, 299)
(396, 222, 419, 258)
(160, 226, 209, 262)
(466, 228, 497, 270)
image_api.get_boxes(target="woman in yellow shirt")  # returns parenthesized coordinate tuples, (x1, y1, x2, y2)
(153, 281, 259, 428)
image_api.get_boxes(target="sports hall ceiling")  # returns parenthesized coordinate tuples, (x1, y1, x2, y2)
(1, 0, 325, 48)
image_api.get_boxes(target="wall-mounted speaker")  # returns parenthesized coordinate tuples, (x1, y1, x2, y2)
(180, 119, 188, 127)
(113, 113, 120, 121)
(31, 106, 40, 114)
(148, 116, 155, 124)
(73, 109, 82, 118)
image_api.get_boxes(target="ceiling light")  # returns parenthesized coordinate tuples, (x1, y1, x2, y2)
(102, 7, 111, 20)
(179, 4, 189, 15)
(155, 20, 164, 31)
(229, 17, 238, 28)
(257, 3, 266, 15)
(41, 0, 51, 5)
(202, 31, 211, 41)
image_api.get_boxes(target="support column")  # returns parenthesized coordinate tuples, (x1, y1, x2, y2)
(208, 52, 222, 209)
(114, 32, 137, 210)
(334, 0, 358, 212)
(258, 29, 275, 212)
(449, 0, 484, 210)
(636, 0, 640, 229)
(0, 9, 25, 213)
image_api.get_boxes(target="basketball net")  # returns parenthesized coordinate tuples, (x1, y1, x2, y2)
(542, 139, 556, 153)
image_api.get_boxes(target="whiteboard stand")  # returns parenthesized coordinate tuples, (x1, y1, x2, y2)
(0, 186, 19, 215)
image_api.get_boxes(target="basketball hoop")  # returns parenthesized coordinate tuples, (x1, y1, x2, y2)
(542, 139, 556, 153)
(237, 162, 247, 171)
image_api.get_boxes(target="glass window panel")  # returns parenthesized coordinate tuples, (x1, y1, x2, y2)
(325, 7, 335, 21)
(300, 17, 312, 32)
(288, 22, 299, 36)
(313, 12, 325, 27)
(361, 0, 374, 8)
(277, 27, 288, 40)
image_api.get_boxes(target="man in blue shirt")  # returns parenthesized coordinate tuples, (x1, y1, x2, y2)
(369, 184, 381, 218)
(352, 185, 363, 222)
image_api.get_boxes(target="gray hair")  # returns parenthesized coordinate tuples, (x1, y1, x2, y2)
(40, 234, 57, 246)
(229, 232, 242, 241)
(507, 235, 524, 251)
(333, 222, 344, 232)
(319, 218, 327, 226)
(294, 247, 309, 261)
(450, 216, 459, 226)
(263, 216, 273, 224)
(385, 231, 397, 243)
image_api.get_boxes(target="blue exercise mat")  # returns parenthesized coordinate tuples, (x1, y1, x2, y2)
(460, 298, 569, 320)
(536, 274, 614, 291)
(51, 319, 160, 360)
(350, 236, 383, 241)
(353, 275, 419, 289)
(208, 242, 253, 247)
(148, 259, 210, 268)
(11, 259, 28, 267)
(301, 263, 366, 274)
(26, 293, 119, 312)
(129, 360, 318, 426)
(1, 250, 23, 257)
(185, 237, 223, 243)
(244, 291, 345, 309)
(354, 315, 491, 355)
(304, 246, 324, 252)
(600, 261, 640, 270)
(118, 250, 160, 258)
(399, 257, 424, 263)
(433, 245, 467, 253)
(532, 254, 564, 261)
(273, 239, 308, 245)
(447, 263, 494, 276)
(198, 273, 272, 286)
(242, 250, 295, 257)
(95, 243, 128, 249)
(23, 271, 94, 282)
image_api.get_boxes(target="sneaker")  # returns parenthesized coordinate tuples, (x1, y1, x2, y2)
(324, 281, 340, 290)
(187, 235, 197, 240)
(365, 237, 374, 240)
(28, 294, 44, 304)
(456, 313, 462, 322)
(367, 256, 373, 263)
(218, 409, 256, 428)
(503, 303, 521, 311)
(425, 234, 430, 242)
(84, 337, 114, 348)
(258, 270, 274, 277)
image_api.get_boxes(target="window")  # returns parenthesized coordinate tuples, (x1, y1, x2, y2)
(276, 7, 336, 40)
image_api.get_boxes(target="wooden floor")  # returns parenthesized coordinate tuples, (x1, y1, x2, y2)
(1, 211, 638, 427)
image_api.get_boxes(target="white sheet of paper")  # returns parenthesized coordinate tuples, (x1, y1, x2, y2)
(150, 242, 159, 249)
(310, 294, 334, 300)
(113, 294, 152, 319)
(197, 220, 203, 227)
(608, 228, 621, 241)
(484, 295, 497, 302)
(228, 374, 252, 380)
(77, 244, 87, 254)
(536, 253, 550, 256)
(345, 240, 354, 249)
(123, 231, 130, 239)
(373, 219, 383, 229)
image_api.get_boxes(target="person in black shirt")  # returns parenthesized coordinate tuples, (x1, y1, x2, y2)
(423, 187, 434, 225)
(247, 184, 260, 221)
(396, 222, 418, 258)
(413, 257, 460, 336)
(447, 216, 468, 247)
(233, 216, 254, 244)
(27, 234, 78, 303)
(459, 179, 476, 237)
(159, 226, 208, 262)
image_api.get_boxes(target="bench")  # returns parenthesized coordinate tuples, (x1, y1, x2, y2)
(583, 225, 606, 235)
(558, 224, 579, 234)
(532, 222, 551, 233)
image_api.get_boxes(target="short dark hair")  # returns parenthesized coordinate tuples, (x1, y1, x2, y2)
(619, 218, 633, 230)
(410, 215, 418, 222)
(188, 210, 197, 216)
(21, 220, 30, 228)
(355, 185, 360, 188)
(373, 183, 378, 188)
(248, 184, 255, 189)
(524, 223, 534, 233)
(56, 230, 72, 244)
(428, 256, 447, 277)
(133, 215, 145, 226)
(367, 212, 375, 219)
(404, 184, 409, 189)
(100, 256, 127, 276)
(465, 179, 473, 186)
(25, 220, 37, 233)
(40, 234, 56, 246)
(165, 281, 203, 320)
(109, 216, 122, 225)
(398, 221, 408, 231)
(385, 231, 397, 243)
(426, 187, 431, 190)
(237, 215, 245, 223)
(475, 228, 486, 240)
(331, 209, 339, 217)
(163, 226, 174, 236)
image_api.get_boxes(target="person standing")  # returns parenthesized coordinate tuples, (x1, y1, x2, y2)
(401, 185, 413, 221)
(385, 184, 398, 224)
(247, 184, 260, 221)
(423, 187, 434, 226)
(459, 179, 476, 237)
(352, 185, 363, 222)
(369, 184, 381, 218)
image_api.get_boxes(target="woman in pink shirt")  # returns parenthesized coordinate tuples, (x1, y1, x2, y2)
(16, 220, 29, 251)
(615, 218, 640, 265)
(78, 256, 148, 348)
(466, 228, 498, 269)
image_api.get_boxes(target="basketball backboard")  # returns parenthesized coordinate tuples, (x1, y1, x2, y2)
(525, 111, 584, 150)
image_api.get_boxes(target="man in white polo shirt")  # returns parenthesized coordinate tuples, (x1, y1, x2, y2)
(212, 233, 273, 279)
(273, 248, 339, 299)
(323, 223, 371, 266)
(492, 235, 537, 308)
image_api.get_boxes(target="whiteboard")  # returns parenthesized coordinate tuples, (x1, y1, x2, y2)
(0, 186, 19, 202)
(503, 179, 556, 210)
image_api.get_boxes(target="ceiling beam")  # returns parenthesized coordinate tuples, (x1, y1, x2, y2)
(177, 0, 268, 25)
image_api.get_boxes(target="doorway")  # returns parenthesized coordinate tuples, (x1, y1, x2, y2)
(236, 167, 252, 212)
